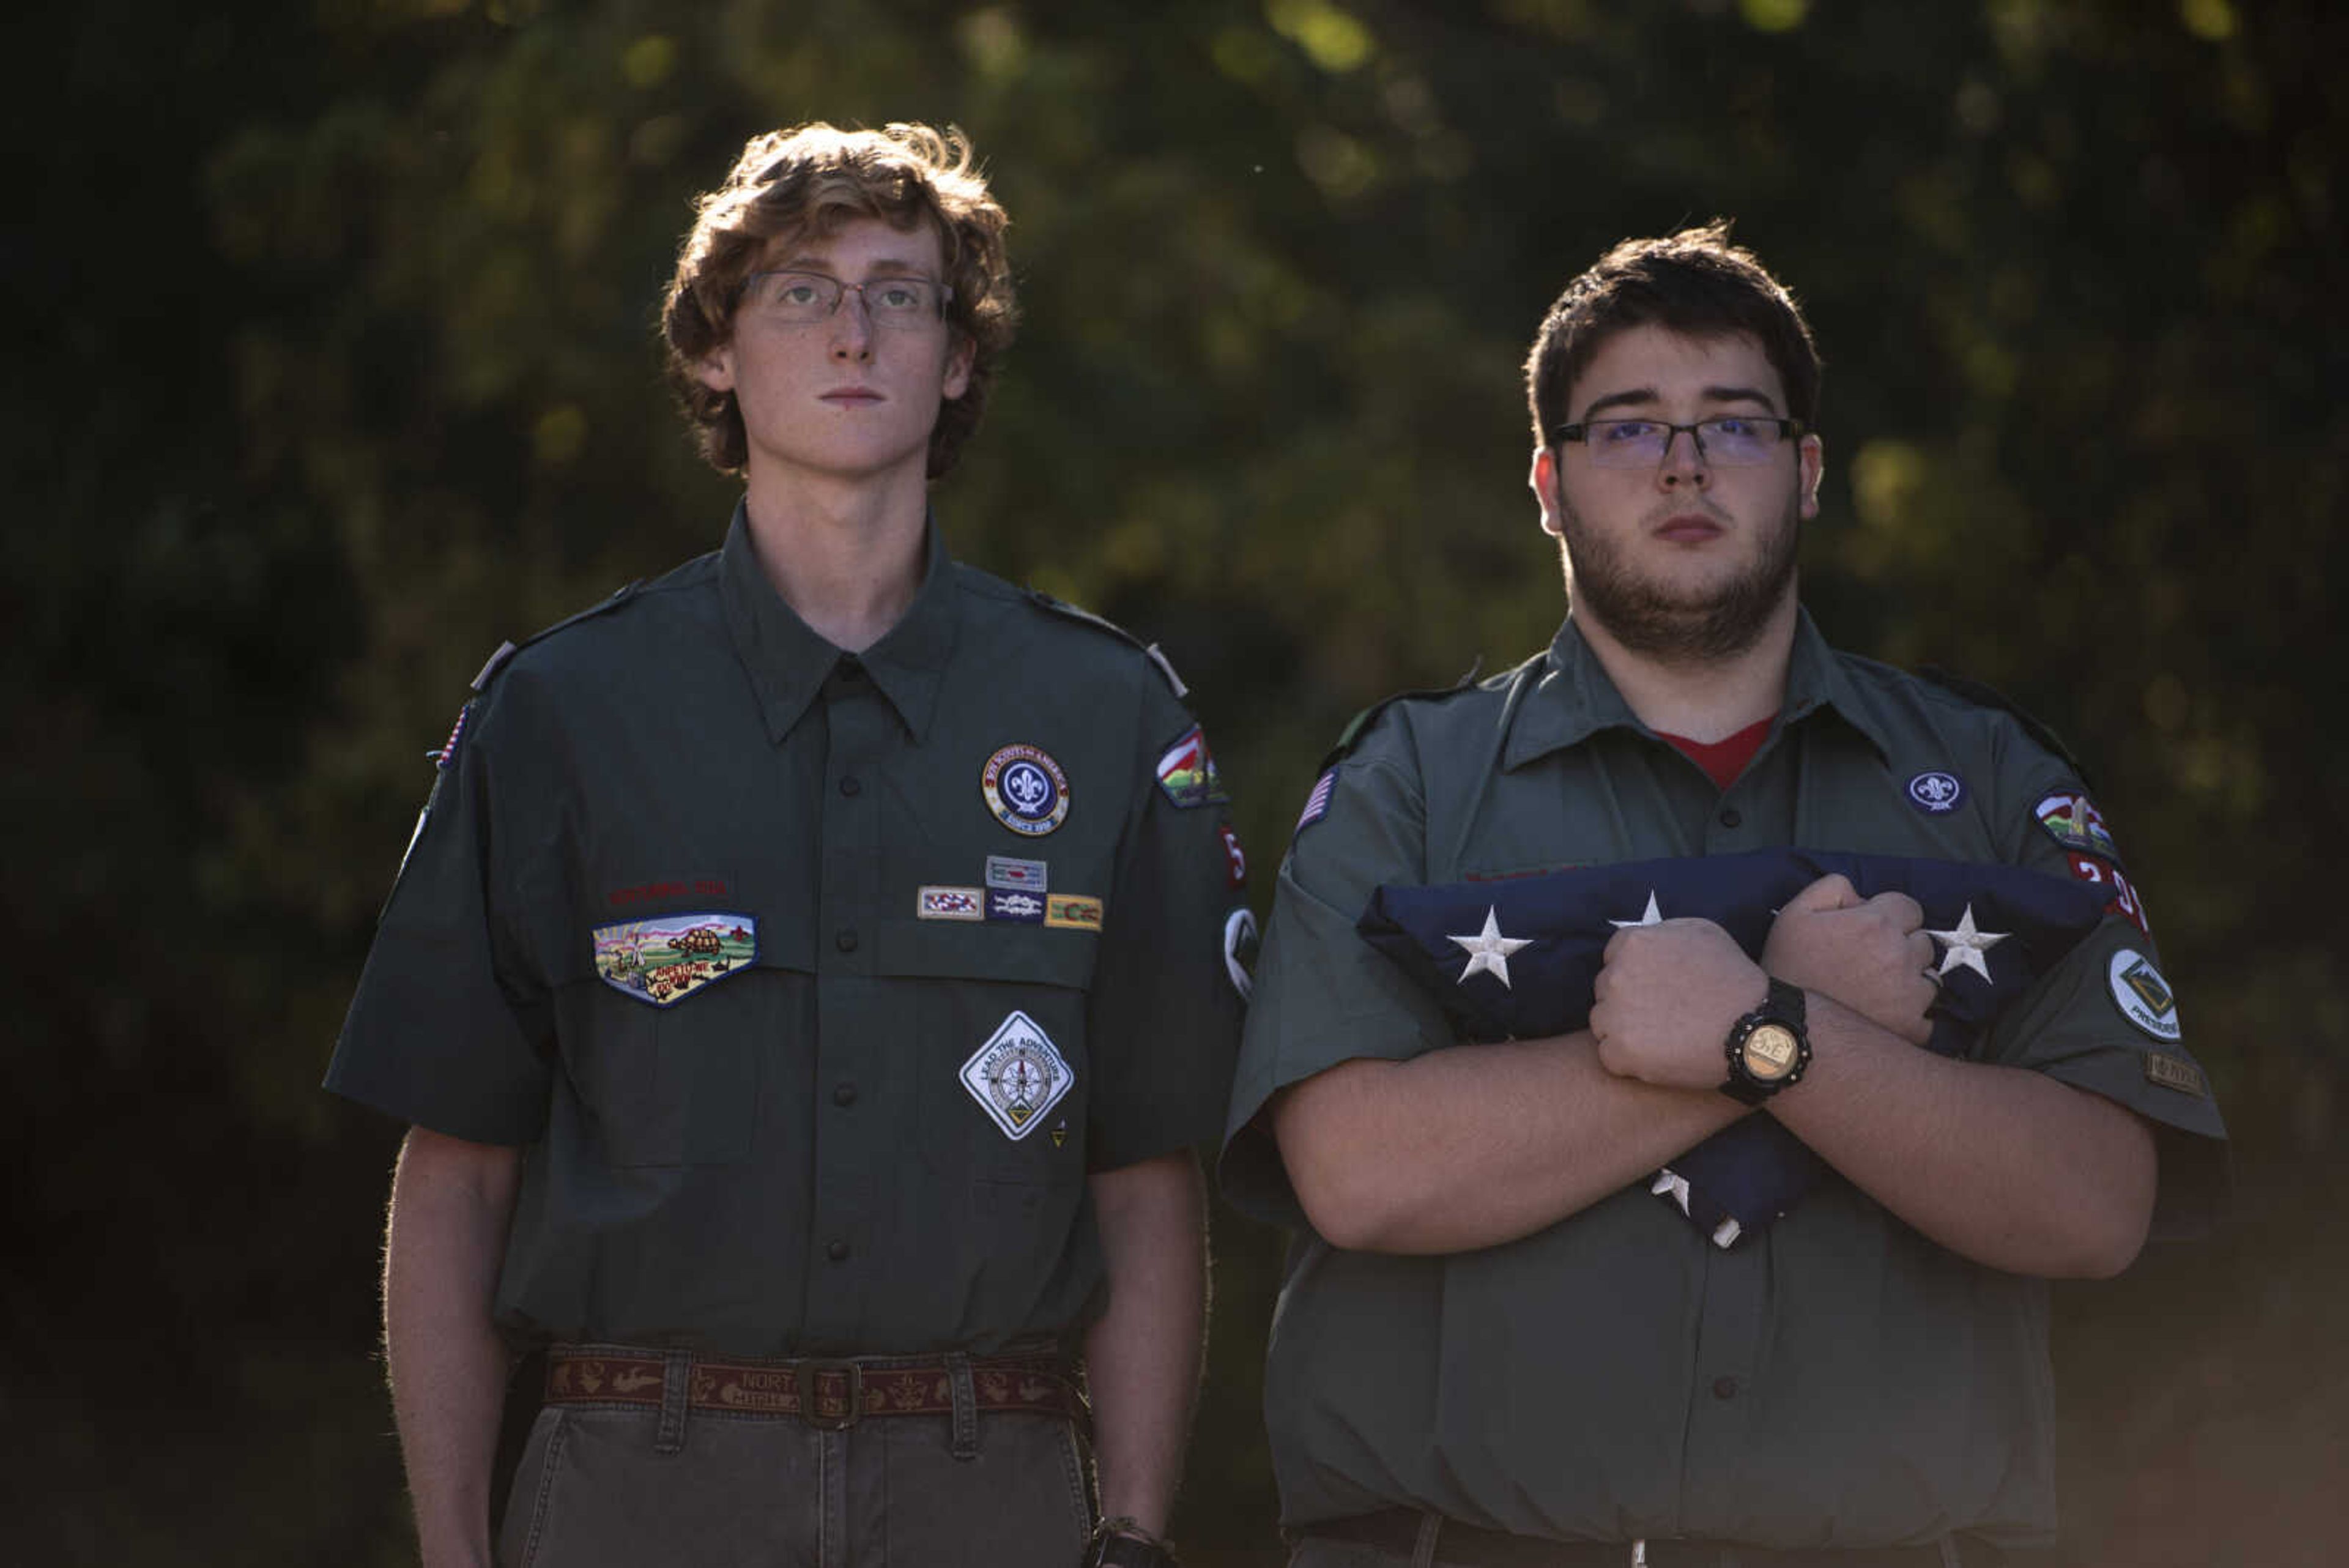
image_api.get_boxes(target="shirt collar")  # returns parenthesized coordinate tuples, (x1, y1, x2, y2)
(1501, 606, 1893, 770)
(718, 501, 960, 745)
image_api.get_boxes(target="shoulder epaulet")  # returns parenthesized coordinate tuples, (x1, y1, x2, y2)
(1915, 664, 2098, 793)
(469, 580, 644, 692)
(1022, 586, 1189, 699)
(1322, 659, 1487, 770)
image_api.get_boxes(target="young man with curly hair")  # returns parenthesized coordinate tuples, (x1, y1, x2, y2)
(331, 122, 1243, 1568)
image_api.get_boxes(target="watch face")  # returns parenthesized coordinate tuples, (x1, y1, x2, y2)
(1742, 1023, 1802, 1082)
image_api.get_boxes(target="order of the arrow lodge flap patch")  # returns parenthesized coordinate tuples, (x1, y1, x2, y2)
(593, 913, 759, 1007)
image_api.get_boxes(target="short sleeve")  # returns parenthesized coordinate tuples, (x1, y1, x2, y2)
(1081, 680, 1248, 1171)
(1985, 759, 2228, 1239)
(323, 686, 556, 1145)
(1219, 719, 1455, 1228)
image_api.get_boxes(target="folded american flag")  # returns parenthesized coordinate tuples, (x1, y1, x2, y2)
(1357, 849, 2109, 1244)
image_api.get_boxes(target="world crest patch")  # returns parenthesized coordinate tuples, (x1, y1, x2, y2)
(1905, 770, 1967, 815)
(960, 1010, 1075, 1140)
(593, 913, 758, 1007)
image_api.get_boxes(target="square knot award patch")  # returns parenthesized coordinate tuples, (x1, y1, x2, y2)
(593, 913, 758, 1006)
(960, 1010, 1075, 1140)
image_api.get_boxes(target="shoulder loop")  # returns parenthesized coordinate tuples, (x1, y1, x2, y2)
(1322, 658, 1487, 771)
(1915, 664, 2098, 793)
(1021, 587, 1188, 699)
(469, 581, 643, 694)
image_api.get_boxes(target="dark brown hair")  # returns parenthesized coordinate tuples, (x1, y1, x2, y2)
(1525, 220, 1821, 447)
(661, 122, 1018, 479)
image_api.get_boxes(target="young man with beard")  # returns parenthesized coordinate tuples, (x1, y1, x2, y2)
(327, 123, 1244, 1568)
(1222, 225, 2226, 1565)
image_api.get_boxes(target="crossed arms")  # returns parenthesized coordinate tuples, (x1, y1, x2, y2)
(1271, 872, 2156, 1277)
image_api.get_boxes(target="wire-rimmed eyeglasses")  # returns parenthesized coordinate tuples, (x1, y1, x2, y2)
(1549, 416, 1806, 469)
(737, 269, 953, 329)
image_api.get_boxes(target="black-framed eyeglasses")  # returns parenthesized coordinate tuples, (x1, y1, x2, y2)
(737, 269, 953, 328)
(1549, 415, 1806, 469)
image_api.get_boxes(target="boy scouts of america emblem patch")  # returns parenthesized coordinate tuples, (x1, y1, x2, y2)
(982, 745, 1070, 836)
(960, 1010, 1075, 1140)
(593, 913, 758, 1007)
(1154, 724, 1229, 808)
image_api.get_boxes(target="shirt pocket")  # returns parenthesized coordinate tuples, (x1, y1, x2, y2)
(877, 921, 1095, 1189)
(550, 901, 789, 1169)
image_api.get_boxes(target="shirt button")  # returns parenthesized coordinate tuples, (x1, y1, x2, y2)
(836, 929, 858, 953)
(833, 1082, 858, 1107)
(1719, 808, 1743, 829)
(826, 1238, 851, 1262)
(839, 776, 862, 797)
(1713, 1376, 1740, 1400)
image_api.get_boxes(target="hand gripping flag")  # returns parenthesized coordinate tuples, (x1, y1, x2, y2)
(1357, 849, 2110, 1246)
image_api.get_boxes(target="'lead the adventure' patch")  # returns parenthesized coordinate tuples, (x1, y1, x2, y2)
(960, 1010, 1075, 1140)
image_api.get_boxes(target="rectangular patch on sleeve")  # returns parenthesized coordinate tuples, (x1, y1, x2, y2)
(2143, 1050, 2208, 1098)
(1294, 768, 1338, 836)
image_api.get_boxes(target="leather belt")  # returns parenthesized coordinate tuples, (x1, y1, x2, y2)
(1306, 1510, 2009, 1568)
(543, 1343, 1087, 1430)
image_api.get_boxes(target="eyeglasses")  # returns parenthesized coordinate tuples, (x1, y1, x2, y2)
(737, 269, 953, 328)
(1549, 416, 1806, 469)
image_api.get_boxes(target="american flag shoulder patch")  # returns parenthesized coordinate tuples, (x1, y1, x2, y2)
(1294, 769, 1338, 836)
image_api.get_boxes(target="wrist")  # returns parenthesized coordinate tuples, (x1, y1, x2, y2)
(1090, 1516, 1178, 1568)
(1721, 977, 1811, 1105)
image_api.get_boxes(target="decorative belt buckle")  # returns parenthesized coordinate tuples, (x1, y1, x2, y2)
(795, 1359, 863, 1430)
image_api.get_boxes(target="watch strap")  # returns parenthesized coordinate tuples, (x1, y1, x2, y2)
(1721, 978, 1810, 1104)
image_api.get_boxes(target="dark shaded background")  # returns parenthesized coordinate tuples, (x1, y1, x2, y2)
(10, 1, 2344, 1562)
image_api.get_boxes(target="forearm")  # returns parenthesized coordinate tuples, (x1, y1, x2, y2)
(1082, 1151, 1207, 1537)
(1274, 1033, 1745, 1254)
(384, 1128, 525, 1568)
(1769, 991, 2157, 1276)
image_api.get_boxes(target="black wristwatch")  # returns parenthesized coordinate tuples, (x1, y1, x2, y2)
(1089, 1520, 1178, 1568)
(1721, 978, 1810, 1105)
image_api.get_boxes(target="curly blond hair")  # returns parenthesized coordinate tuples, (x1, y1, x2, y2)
(661, 122, 1018, 479)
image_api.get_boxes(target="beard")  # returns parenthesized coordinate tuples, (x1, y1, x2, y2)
(1555, 481, 1802, 665)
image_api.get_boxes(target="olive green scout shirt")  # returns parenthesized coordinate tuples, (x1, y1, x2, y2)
(330, 507, 1246, 1357)
(1223, 611, 2225, 1550)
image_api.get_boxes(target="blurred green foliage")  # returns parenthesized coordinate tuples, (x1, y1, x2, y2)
(9, 0, 2345, 1561)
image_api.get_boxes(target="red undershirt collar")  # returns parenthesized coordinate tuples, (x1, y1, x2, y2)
(1656, 713, 1777, 793)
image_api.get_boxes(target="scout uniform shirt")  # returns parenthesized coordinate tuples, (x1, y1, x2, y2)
(1222, 611, 2226, 1550)
(329, 508, 1247, 1357)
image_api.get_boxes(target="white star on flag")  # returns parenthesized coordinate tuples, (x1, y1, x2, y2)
(1447, 906, 1533, 988)
(1926, 902, 2009, 983)
(1611, 891, 1665, 929)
